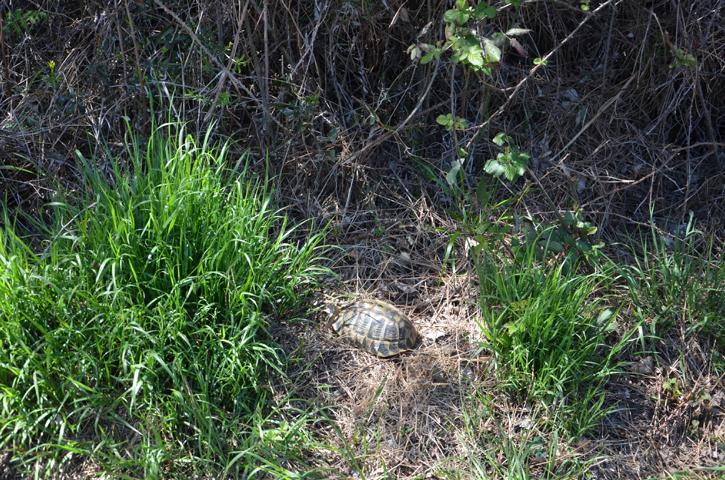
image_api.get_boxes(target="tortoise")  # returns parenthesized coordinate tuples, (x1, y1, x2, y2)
(325, 299, 419, 357)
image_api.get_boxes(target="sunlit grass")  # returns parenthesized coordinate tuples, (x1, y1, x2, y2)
(0, 123, 328, 477)
(452, 391, 597, 480)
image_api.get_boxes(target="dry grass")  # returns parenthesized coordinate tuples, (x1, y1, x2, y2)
(595, 335, 724, 479)
(273, 179, 723, 479)
(276, 180, 485, 478)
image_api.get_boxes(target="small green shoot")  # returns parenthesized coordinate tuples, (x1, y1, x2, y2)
(670, 47, 698, 69)
(436, 113, 470, 131)
(484, 132, 530, 182)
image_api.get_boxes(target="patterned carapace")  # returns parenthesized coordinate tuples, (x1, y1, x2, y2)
(329, 299, 419, 357)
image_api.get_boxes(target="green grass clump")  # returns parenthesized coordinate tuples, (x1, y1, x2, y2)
(0, 124, 327, 477)
(476, 229, 631, 436)
(618, 217, 723, 349)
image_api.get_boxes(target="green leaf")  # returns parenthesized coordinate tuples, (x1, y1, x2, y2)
(453, 116, 469, 130)
(467, 49, 485, 67)
(444, 9, 470, 25)
(484, 157, 506, 177)
(509, 151, 530, 179)
(443, 9, 457, 24)
(407, 44, 422, 60)
(436, 114, 453, 128)
(485, 148, 529, 182)
(420, 52, 435, 64)
(473, 3, 497, 20)
(446, 159, 464, 188)
(563, 211, 577, 227)
(533, 57, 547, 66)
(420, 47, 443, 64)
(575, 239, 593, 252)
(492, 132, 508, 146)
(436, 114, 468, 131)
(671, 47, 697, 69)
(506, 321, 523, 335)
(503, 163, 524, 182)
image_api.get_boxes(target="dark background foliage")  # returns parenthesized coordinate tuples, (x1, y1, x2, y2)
(1, 0, 723, 240)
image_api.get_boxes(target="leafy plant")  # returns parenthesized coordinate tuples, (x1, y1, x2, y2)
(217, 90, 231, 107)
(2, 9, 48, 39)
(562, 210, 598, 236)
(516, 210, 604, 270)
(670, 47, 698, 69)
(225, 43, 250, 74)
(412, 0, 502, 75)
(662, 377, 683, 400)
(484, 132, 530, 182)
(44, 59, 59, 89)
(410, 4, 536, 206)
(434, 114, 471, 196)
(436, 113, 469, 131)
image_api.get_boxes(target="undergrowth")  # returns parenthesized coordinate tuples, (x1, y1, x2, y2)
(0, 124, 328, 477)
(466, 204, 722, 477)
(617, 215, 723, 352)
(476, 225, 632, 437)
(455, 391, 596, 480)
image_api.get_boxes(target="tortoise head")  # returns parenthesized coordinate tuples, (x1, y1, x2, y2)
(322, 304, 340, 331)
(312, 292, 340, 331)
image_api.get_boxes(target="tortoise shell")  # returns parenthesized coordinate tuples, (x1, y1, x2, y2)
(328, 299, 419, 357)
